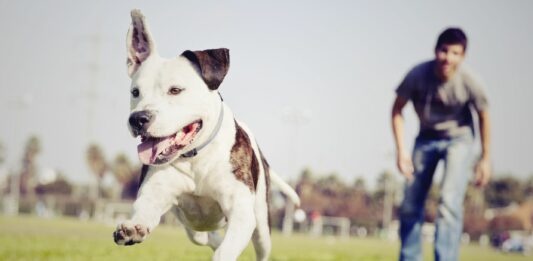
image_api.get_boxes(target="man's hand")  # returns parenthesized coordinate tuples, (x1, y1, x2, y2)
(397, 152, 414, 182)
(474, 158, 491, 187)
(392, 96, 413, 182)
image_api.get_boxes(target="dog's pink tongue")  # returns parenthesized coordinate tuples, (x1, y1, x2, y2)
(136, 123, 200, 165)
(137, 140, 156, 165)
(137, 136, 174, 165)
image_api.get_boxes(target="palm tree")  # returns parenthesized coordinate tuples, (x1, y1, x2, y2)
(86, 144, 107, 198)
(0, 140, 5, 166)
(111, 153, 133, 185)
(111, 154, 142, 199)
(20, 136, 40, 195)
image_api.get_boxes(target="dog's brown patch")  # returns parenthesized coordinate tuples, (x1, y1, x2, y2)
(230, 121, 259, 191)
(182, 48, 230, 90)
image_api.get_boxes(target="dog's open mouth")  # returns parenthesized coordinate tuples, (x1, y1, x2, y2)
(137, 120, 203, 165)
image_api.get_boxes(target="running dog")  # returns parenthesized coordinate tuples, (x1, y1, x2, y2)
(113, 9, 300, 261)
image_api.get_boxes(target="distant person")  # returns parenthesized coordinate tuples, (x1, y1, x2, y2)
(391, 28, 491, 261)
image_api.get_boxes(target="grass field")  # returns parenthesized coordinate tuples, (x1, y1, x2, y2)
(0, 215, 528, 261)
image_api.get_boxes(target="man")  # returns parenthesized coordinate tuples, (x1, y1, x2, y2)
(391, 28, 491, 261)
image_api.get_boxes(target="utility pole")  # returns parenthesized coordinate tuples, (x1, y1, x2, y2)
(383, 171, 393, 234)
(281, 107, 310, 236)
(4, 94, 33, 216)
(383, 151, 396, 239)
(6, 168, 20, 216)
(83, 33, 102, 201)
(86, 33, 101, 142)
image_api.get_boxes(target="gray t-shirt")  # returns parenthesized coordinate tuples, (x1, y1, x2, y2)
(396, 60, 488, 138)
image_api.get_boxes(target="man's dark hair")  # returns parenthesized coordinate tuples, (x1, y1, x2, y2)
(435, 27, 468, 52)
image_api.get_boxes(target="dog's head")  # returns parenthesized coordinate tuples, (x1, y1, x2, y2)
(126, 9, 229, 166)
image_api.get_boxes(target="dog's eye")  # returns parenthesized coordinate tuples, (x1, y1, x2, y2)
(168, 86, 183, 96)
(131, 88, 140, 98)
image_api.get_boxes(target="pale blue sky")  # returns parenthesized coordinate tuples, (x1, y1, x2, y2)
(1, 0, 532, 187)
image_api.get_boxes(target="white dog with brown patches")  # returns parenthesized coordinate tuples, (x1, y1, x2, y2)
(112, 10, 300, 261)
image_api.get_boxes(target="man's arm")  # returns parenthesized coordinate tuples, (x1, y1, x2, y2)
(475, 110, 491, 187)
(392, 95, 414, 181)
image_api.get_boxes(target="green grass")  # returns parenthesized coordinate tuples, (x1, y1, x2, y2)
(0, 215, 528, 261)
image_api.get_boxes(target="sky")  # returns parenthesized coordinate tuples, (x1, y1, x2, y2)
(1, 0, 532, 188)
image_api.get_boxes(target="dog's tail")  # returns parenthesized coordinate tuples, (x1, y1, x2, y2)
(270, 170, 300, 206)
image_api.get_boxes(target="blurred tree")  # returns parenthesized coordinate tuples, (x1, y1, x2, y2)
(463, 213, 488, 240)
(0, 140, 4, 165)
(86, 144, 107, 198)
(353, 177, 366, 192)
(488, 215, 523, 233)
(111, 153, 141, 200)
(484, 176, 523, 208)
(464, 183, 486, 215)
(373, 171, 395, 202)
(299, 168, 313, 183)
(523, 176, 533, 197)
(293, 168, 398, 233)
(112, 153, 133, 185)
(20, 136, 40, 195)
(375, 171, 395, 190)
(316, 172, 343, 197)
(374, 170, 396, 229)
(35, 172, 72, 195)
(345, 176, 376, 230)
(121, 165, 142, 200)
(0, 141, 6, 194)
(296, 168, 314, 198)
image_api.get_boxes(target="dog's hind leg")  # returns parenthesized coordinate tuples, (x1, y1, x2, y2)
(184, 227, 222, 250)
(207, 231, 223, 250)
(251, 198, 271, 261)
(184, 227, 209, 246)
(212, 194, 256, 261)
(252, 224, 271, 261)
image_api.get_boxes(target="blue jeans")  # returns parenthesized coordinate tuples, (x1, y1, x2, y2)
(399, 134, 474, 261)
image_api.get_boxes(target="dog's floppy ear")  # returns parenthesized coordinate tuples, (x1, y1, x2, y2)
(126, 9, 158, 77)
(182, 48, 230, 90)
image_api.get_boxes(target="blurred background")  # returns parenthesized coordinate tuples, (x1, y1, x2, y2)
(1, 0, 533, 259)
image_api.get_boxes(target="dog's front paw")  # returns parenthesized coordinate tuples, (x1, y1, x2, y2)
(113, 222, 150, 246)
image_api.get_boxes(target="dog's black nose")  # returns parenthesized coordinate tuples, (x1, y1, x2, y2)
(129, 111, 153, 132)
